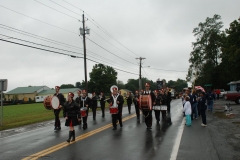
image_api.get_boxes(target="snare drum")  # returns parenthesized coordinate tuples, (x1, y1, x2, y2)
(80, 107, 87, 117)
(139, 95, 152, 110)
(160, 105, 167, 111)
(109, 107, 118, 114)
(43, 96, 60, 110)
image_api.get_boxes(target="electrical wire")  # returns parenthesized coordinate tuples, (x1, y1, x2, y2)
(0, 4, 77, 35)
(61, 0, 140, 57)
(0, 38, 138, 75)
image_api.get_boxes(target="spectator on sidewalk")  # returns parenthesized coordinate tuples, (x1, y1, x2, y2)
(199, 92, 207, 127)
(191, 89, 198, 120)
(183, 96, 192, 127)
(236, 85, 240, 92)
(206, 90, 215, 113)
(216, 89, 220, 100)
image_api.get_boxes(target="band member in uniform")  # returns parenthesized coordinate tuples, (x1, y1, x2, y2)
(126, 92, 133, 114)
(91, 92, 98, 120)
(133, 90, 140, 120)
(99, 92, 106, 117)
(79, 90, 90, 130)
(141, 82, 156, 130)
(75, 90, 82, 125)
(63, 92, 80, 143)
(53, 86, 65, 131)
(108, 87, 124, 130)
(165, 88, 172, 113)
(159, 90, 167, 121)
(154, 90, 161, 124)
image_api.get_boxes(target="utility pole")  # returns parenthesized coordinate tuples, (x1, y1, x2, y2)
(80, 12, 90, 92)
(136, 57, 145, 92)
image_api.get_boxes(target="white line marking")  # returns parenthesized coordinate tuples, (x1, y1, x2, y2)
(170, 117, 185, 160)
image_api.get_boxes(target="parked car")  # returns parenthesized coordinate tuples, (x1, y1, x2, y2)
(219, 89, 225, 98)
(225, 91, 240, 104)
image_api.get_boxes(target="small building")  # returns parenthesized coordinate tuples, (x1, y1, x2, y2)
(227, 80, 240, 91)
(5, 86, 50, 101)
(37, 88, 80, 102)
(119, 89, 132, 97)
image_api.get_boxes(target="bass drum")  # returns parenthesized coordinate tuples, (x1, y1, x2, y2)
(43, 96, 53, 110)
(139, 95, 152, 110)
(43, 96, 60, 110)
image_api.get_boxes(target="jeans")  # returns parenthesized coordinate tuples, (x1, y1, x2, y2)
(191, 103, 198, 119)
(207, 100, 214, 112)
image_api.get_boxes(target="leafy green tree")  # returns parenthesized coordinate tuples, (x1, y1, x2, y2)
(60, 84, 75, 89)
(117, 80, 125, 90)
(88, 64, 117, 94)
(187, 14, 224, 88)
(75, 82, 81, 89)
(167, 79, 188, 92)
(220, 18, 240, 84)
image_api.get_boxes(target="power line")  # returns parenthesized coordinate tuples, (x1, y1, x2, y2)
(87, 37, 137, 65)
(48, 0, 136, 59)
(0, 38, 138, 76)
(0, 24, 82, 50)
(34, 0, 79, 20)
(0, 4, 78, 35)
(146, 67, 187, 72)
(61, 0, 140, 57)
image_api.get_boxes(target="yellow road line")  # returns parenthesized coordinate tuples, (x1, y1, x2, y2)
(22, 114, 136, 160)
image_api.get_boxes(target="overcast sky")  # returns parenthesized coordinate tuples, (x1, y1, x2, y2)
(1, 0, 240, 92)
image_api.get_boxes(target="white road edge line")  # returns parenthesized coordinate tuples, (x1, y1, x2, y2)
(170, 117, 185, 160)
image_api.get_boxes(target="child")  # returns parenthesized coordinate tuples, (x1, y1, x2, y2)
(183, 96, 192, 126)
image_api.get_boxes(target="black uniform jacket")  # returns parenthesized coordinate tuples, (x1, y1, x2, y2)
(54, 93, 65, 107)
(126, 95, 133, 104)
(78, 96, 91, 108)
(133, 94, 140, 106)
(75, 96, 81, 107)
(100, 95, 106, 104)
(155, 94, 163, 106)
(63, 100, 80, 118)
(108, 94, 124, 108)
(91, 95, 98, 107)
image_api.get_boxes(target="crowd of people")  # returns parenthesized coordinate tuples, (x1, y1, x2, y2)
(51, 83, 173, 143)
(182, 88, 216, 127)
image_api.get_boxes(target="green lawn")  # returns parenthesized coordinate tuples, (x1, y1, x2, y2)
(0, 103, 56, 131)
(0, 101, 126, 131)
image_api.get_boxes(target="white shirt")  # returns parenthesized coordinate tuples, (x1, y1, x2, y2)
(183, 101, 192, 115)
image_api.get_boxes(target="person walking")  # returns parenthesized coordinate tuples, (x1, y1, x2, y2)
(199, 92, 207, 126)
(206, 90, 215, 113)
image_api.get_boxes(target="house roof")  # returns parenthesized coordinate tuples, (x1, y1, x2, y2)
(5, 86, 46, 94)
(38, 88, 80, 95)
(227, 80, 240, 85)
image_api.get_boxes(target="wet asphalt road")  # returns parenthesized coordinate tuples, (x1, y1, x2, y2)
(0, 99, 185, 160)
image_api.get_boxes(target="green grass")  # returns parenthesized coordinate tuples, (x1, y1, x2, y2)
(0, 101, 126, 131)
(0, 103, 57, 131)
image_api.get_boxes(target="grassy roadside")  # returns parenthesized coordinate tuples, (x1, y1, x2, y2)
(0, 99, 127, 131)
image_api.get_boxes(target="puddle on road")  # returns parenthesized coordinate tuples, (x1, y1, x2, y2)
(214, 112, 230, 119)
(232, 122, 240, 125)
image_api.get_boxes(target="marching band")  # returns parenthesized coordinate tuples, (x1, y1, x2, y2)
(43, 82, 172, 142)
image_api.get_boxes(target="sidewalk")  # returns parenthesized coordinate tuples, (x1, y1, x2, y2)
(177, 99, 240, 160)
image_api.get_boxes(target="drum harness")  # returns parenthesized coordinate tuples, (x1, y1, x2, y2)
(141, 91, 151, 118)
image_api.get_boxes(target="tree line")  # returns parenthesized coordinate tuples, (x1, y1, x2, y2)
(60, 64, 187, 95)
(187, 14, 240, 90)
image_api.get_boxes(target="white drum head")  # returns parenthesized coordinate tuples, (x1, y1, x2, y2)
(51, 96, 60, 109)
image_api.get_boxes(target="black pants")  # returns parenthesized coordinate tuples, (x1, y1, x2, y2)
(142, 110, 152, 128)
(100, 103, 105, 116)
(82, 109, 89, 128)
(134, 104, 140, 119)
(54, 109, 61, 128)
(200, 110, 206, 125)
(92, 105, 97, 120)
(154, 110, 160, 121)
(127, 103, 132, 113)
(167, 101, 171, 113)
(217, 94, 219, 100)
(112, 107, 122, 128)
